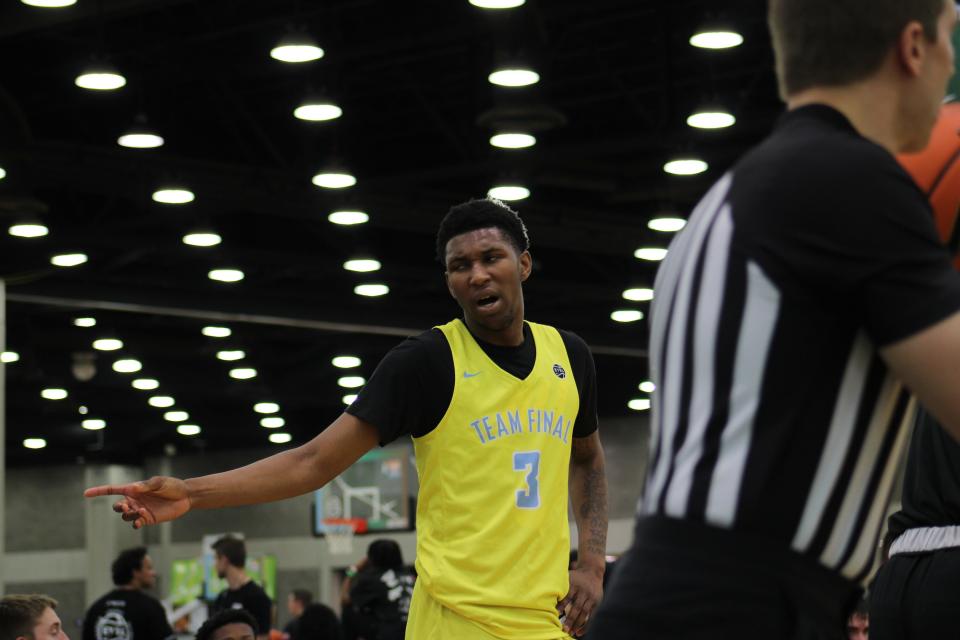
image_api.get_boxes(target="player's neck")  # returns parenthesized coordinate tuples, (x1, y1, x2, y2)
(464, 315, 525, 347)
(787, 81, 902, 154)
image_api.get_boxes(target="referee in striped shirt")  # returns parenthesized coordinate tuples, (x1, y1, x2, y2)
(591, 1, 960, 638)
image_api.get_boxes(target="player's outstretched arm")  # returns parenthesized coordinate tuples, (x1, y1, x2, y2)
(882, 311, 960, 442)
(83, 412, 380, 528)
(560, 431, 608, 637)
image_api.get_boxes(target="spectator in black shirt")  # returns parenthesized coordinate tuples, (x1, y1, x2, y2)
(293, 604, 342, 640)
(591, 0, 960, 638)
(82, 546, 174, 640)
(209, 536, 272, 640)
(340, 540, 414, 640)
(282, 589, 312, 639)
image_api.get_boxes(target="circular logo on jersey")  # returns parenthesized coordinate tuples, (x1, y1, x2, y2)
(95, 610, 133, 640)
(552, 364, 567, 379)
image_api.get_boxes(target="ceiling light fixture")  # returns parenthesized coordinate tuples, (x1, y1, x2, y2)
(152, 188, 195, 204)
(664, 159, 708, 176)
(488, 185, 530, 201)
(634, 248, 669, 262)
(490, 133, 536, 149)
(208, 269, 244, 283)
(328, 211, 369, 226)
(332, 356, 361, 368)
(230, 367, 257, 380)
(183, 231, 221, 247)
(117, 114, 164, 148)
(148, 395, 175, 408)
(41, 388, 68, 400)
(93, 338, 123, 351)
(82, 419, 106, 431)
(22, 0, 77, 6)
(217, 350, 245, 361)
(132, 378, 159, 390)
(74, 317, 96, 327)
(177, 424, 201, 436)
(294, 100, 343, 122)
(342, 394, 358, 405)
(488, 68, 540, 88)
(312, 171, 356, 189)
(0, 166, 6, 179)
(690, 30, 744, 50)
(623, 288, 655, 302)
(269, 432, 293, 444)
(469, 0, 525, 7)
(611, 310, 644, 323)
(639, 381, 656, 393)
(270, 32, 324, 63)
(113, 359, 142, 373)
(23, 438, 47, 449)
(50, 253, 88, 267)
(75, 61, 126, 91)
(628, 398, 652, 411)
(202, 326, 232, 338)
(164, 410, 189, 422)
(1, 351, 20, 363)
(648, 217, 687, 232)
(254, 402, 279, 414)
(338, 376, 365, 388)
(354, 284, 389, 297)
(343, 259, 381, 273)
(687, 110, 736, 130)
(261, 417, 285, 429)
(9, 223, 48, 238)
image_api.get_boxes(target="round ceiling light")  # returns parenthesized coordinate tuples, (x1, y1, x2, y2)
(611, 310, 644, 323)
(488, 68, 540, 87)
(488, 185, 530, 201)
(312, 172, 357, 189)
(648, 217, 687, 232)
(328, 211, 369, 226)
(354, 284, 389, 297)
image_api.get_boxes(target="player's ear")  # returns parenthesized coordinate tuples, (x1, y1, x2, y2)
(519, 251, 532, 282)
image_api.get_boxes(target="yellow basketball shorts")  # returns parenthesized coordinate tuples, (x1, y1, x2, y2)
(405, 580, 571, 640)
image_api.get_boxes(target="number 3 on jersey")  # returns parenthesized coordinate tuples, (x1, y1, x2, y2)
(513, 450, 541, 509)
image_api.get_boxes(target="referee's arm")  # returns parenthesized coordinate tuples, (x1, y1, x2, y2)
(883, 311, 960, 442)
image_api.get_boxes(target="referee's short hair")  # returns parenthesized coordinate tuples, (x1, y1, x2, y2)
(195, 609, 258, 640)
(0, 594, 58, 640)
(769, 0, 945, 98)
(436, 198, 530, 264)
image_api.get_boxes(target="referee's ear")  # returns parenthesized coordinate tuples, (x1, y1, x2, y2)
(519, 251, 532, 282)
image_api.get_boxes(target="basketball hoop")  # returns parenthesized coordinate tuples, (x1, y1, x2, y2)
(321, 518, 365, 555)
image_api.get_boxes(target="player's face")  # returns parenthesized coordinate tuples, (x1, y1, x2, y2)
(901, 0, 957, 151)
(444, 227, 531, 344)
(134, 555, 158, 589)
(846, 614, 868, 640)
(210, 623, 255, 640)
(27, 607, 69, 640)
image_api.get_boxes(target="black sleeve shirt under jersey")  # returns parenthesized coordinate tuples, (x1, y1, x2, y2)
(347, 321, 599, 446)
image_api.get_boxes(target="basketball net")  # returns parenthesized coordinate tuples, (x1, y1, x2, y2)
(322, 520, 356, 555)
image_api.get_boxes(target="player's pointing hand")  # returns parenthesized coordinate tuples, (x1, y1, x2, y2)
(83, 475, 191, 529)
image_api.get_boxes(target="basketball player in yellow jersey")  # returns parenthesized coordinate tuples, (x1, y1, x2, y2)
(85, 198, 609, 639)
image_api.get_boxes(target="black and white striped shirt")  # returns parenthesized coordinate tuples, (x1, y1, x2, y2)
(641, 105, 960, 583)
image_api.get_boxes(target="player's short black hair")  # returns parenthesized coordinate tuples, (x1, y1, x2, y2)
(297, 604, 341, 639)
(435, 198, 530, 264)
(367, 539, 404, 570)
(212, 536, 246, 569)
(112, 547, 148, 586)
(195, 609, 258, 640)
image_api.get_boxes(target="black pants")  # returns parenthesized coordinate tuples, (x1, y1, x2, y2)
(869, 548, 960, 639)
(588, 517, 859, 640)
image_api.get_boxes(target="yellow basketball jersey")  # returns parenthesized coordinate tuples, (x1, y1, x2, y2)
(412, 319, 579, 640)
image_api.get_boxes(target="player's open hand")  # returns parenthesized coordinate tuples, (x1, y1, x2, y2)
(83, 475, 191, 529)
(558, 566, 604, 637)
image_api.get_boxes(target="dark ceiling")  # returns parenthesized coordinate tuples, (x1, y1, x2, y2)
(0, 0, 777, 466)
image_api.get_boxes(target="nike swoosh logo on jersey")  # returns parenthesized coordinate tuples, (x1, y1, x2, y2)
(463, 371, 481, 378)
